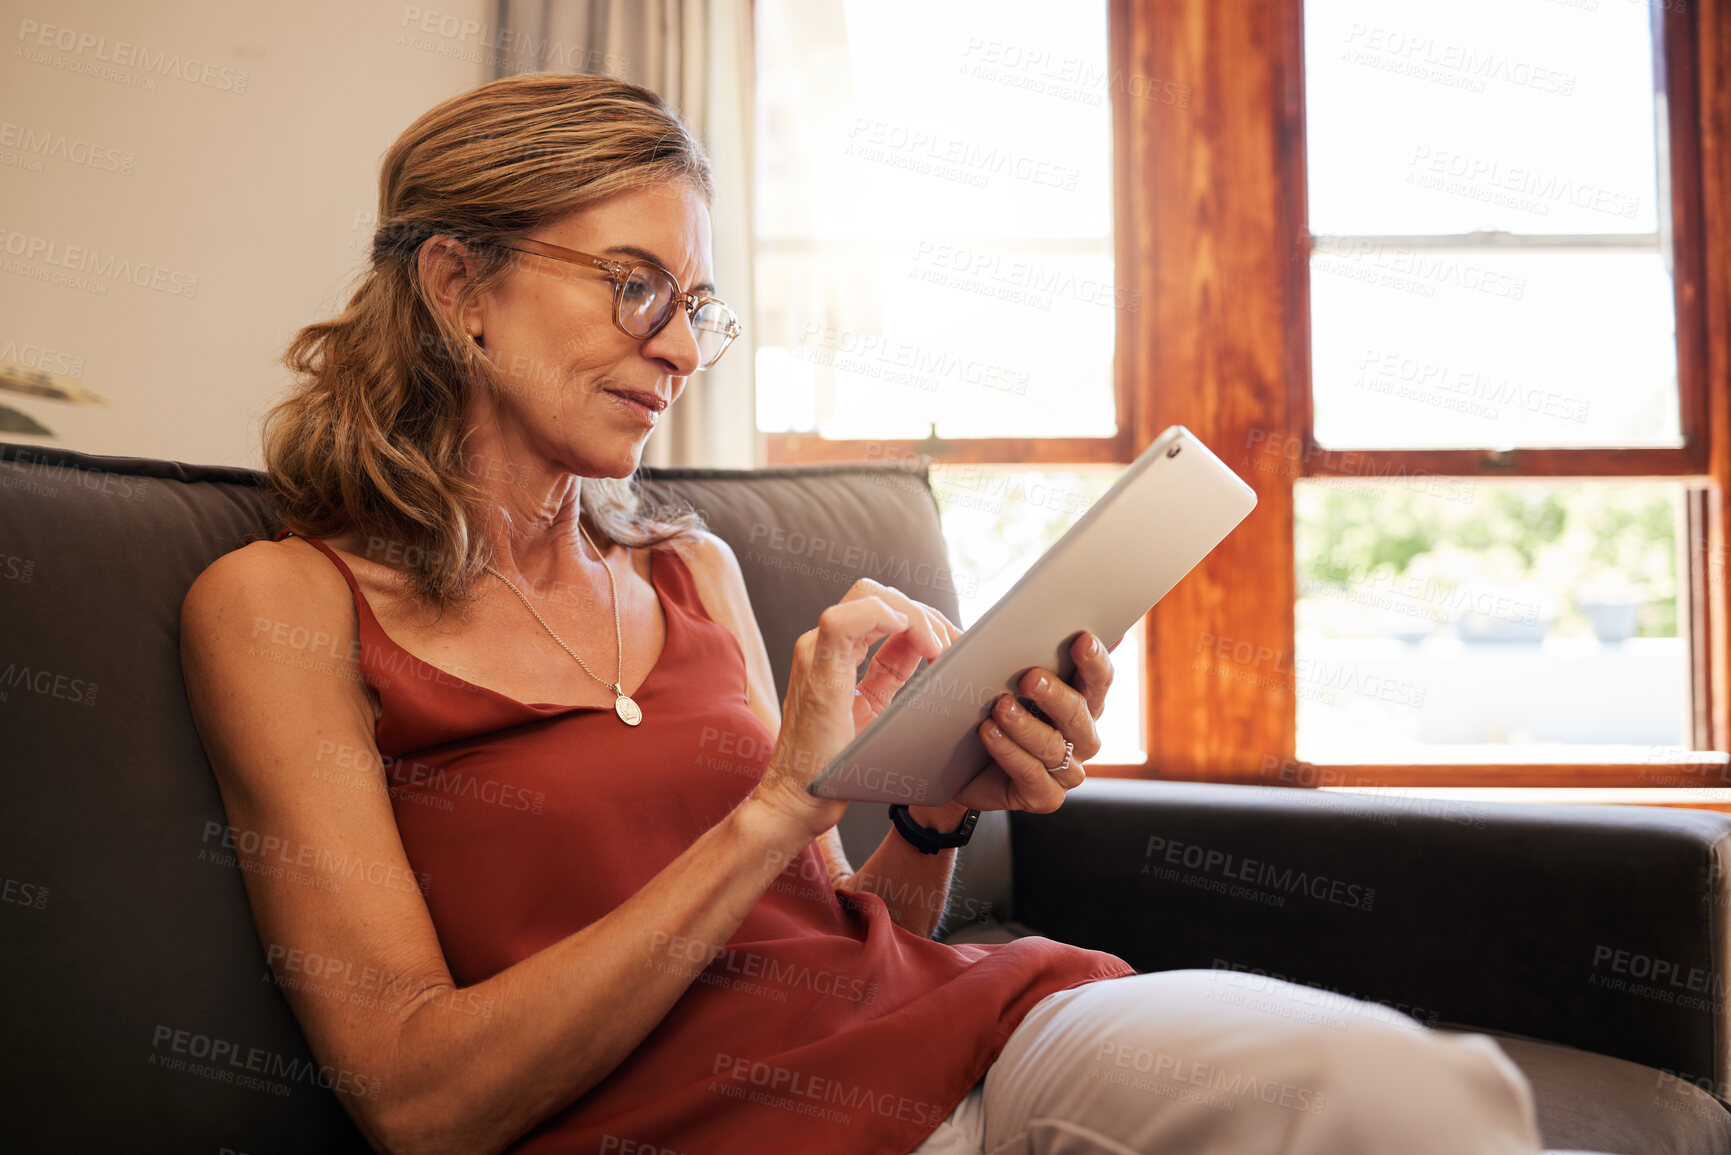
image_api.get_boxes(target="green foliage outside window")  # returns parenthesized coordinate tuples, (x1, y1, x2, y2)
(1297, 483, 1680, 639)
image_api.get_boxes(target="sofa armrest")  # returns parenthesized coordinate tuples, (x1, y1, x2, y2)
(1010, 778, 1731, 1092)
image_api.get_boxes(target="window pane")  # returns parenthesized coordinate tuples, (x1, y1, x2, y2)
(1309, 249, 1678, 449)
(929, 466, 1143, 764)
(1293, 480, 1689, 762)
(1305, 0, 1660, 236)
(753, 0, 1116, 440)
(1303, 0, 1679, 451)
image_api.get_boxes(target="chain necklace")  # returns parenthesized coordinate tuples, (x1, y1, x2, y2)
(483, 521, 642, 726)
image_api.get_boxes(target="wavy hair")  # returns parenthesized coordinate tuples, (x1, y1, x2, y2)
(263, 72, 711, 614)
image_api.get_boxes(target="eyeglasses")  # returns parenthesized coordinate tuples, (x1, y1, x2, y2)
(489, 236, 741, 371)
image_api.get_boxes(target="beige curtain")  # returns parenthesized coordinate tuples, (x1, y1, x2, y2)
(493, 0, 763, 469)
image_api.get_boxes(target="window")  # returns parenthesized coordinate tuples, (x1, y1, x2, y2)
(1295, 480, 1689, 761)
(755, 0, 1731, 792)
(1296, 0, 1695, 765)
(1306, 0, 1679, 452)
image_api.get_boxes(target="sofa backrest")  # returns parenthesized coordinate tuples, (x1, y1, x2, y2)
(0, 442, 1007, 1152)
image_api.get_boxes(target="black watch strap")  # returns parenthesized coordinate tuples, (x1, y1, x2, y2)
(888, 803, 980, 854)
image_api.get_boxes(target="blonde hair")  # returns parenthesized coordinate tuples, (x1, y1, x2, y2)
(263, 71, 710, 614)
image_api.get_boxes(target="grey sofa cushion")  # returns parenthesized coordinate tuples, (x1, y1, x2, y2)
(0, 446, 350, 1152)
(1478, 1033, 1731, 1155)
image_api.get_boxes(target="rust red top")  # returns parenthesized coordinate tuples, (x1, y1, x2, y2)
(283, 529, 1135, 1153)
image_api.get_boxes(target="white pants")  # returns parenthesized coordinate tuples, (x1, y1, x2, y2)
(913, 969, 1543, 1154)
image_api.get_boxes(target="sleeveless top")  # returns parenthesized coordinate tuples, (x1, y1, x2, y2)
(279, 529, 1136, 1153)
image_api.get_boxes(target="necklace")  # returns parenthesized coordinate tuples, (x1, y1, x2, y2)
(483, 520, 642, 726)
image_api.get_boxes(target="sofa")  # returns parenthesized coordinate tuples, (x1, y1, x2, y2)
(0, 438, 1727, 1154)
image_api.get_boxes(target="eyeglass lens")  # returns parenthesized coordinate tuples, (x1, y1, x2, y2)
(617, 264, 735, 368)
(617, 266, 669, 336)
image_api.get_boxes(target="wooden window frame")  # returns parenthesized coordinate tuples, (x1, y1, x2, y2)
(762, 0, 1731, 790)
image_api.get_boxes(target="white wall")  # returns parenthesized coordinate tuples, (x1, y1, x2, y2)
(0, 0, 492, 467)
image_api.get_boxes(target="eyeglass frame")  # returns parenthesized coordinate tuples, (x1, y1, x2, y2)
(484, 236, 741, 371)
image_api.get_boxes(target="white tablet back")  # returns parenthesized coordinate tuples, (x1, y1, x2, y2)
(809, 425, 1257, 804)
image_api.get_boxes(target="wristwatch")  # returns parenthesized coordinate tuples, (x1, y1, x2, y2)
(888, 803, 981, 854)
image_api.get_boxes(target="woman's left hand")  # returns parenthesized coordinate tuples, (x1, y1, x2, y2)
(950, 630, 1114, 814)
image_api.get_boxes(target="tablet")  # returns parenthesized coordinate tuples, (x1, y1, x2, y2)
(808, 424, 1257, 804)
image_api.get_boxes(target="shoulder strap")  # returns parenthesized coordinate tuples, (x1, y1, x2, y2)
(273, 528, 379, 627)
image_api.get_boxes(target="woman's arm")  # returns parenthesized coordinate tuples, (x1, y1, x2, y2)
(673, 533, 960, 936)
(677, 533, 1112, 939)
(179, 539, 914, 1155)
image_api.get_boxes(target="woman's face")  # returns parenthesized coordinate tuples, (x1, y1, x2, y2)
(462, 180, 715, 480)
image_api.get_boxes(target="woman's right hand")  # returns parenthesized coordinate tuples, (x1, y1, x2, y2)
(748, 579, 958, 840)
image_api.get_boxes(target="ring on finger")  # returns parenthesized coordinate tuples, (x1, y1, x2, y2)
(1049, 740, 1075, 774)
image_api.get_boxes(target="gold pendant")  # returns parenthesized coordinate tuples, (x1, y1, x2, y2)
(614, 688, 642, 726)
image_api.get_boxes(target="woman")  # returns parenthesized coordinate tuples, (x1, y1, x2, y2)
(181, 73, 1543, 1154)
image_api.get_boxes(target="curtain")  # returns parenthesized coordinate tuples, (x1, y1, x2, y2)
(492, 0, 762, 469)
